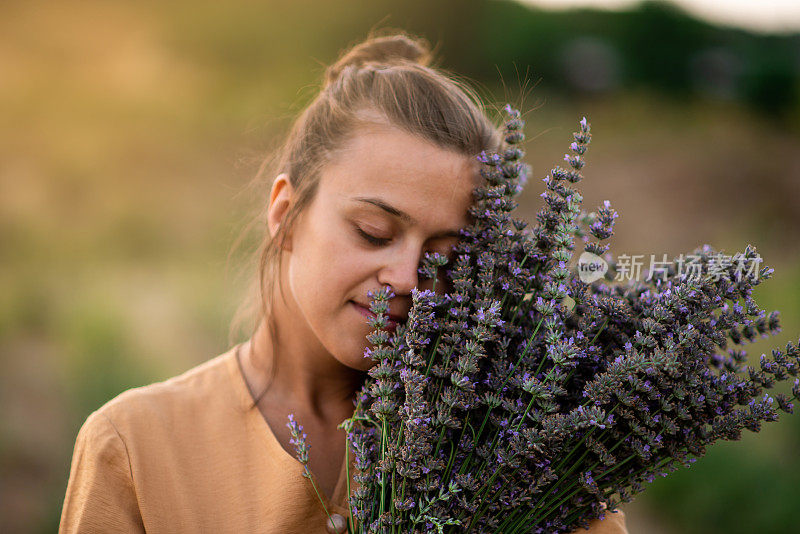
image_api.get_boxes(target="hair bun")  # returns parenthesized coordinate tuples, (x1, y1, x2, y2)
(325, 33, 432, 87)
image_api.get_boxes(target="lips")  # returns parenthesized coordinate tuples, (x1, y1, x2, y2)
(351, 301, 403, 326)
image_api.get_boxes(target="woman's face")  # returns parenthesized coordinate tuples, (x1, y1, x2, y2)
(270, 122, 481, 372)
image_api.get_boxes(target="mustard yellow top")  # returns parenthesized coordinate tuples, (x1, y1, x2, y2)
(59, 344, 628, 533)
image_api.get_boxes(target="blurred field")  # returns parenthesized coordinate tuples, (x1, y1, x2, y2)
(1, 1, 798, 532)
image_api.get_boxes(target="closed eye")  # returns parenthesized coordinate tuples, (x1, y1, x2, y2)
(354, 224, 457, 259)
(355, 226, 391, 246)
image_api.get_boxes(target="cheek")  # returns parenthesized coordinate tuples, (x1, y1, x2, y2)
(320, 228, 371, 284)
(292, 216, 371, 311)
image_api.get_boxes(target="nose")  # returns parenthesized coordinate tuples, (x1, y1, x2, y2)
(377, 242, 424, 297)
(378, 242, 452, 297)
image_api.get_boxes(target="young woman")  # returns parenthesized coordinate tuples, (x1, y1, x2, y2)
(60, 32, 629, 534)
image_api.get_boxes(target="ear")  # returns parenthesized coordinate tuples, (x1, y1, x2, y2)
(267, 173, 294, 251)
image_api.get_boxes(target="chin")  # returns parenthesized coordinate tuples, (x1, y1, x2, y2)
(337, 308, 391, 371)
(344, 350, 377, 372)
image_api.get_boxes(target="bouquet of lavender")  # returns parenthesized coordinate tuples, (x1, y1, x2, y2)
(288, 106, 800, 533)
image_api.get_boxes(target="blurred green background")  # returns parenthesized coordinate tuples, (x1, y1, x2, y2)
(1, 0, 798, 532)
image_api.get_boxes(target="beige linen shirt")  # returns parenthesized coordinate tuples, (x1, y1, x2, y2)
(59, 344, 628, 533)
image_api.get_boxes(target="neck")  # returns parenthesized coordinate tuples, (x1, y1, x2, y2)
(242, 313, 365, 422)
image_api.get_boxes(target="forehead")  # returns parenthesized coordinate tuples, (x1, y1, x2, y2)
(319, 123, 480, 220)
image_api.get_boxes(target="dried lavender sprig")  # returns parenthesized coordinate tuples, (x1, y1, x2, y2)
(460, 113, 792, 532)
(293, 103, 799, 534)
(412, 111, 592, 528)
(506, 292, 792, 532)
(286, 414, 339, 529)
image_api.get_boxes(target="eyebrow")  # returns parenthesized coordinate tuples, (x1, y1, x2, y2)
(352, 196, 462, 238)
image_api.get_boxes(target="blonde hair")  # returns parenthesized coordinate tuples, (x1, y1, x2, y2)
(227, 31, 502, 401)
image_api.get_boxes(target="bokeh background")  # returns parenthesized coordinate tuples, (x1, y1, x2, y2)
(2, 0, 799, 532)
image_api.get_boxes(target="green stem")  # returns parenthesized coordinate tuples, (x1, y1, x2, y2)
(461, 402, 620, 530)
(514, 396, 536, 434)
(305, 471, 336, 532)
(379, 419, 387, 520)
(423, 333, 443, 378)
(344, 442, 354, 534)
(590, 318, 609, 345)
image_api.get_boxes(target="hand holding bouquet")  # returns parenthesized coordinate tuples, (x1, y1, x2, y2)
(289, 105, 799, 533)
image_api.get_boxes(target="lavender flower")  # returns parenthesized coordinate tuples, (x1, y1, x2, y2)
(288, 106, 800, 534)
(286, 414, 311, 478)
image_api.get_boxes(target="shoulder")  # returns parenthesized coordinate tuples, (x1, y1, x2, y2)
(62, 407, 146, 532)
(73, 409, 129, 463)
(90, 346, 240, 438)
(62, 346, 245, 531)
